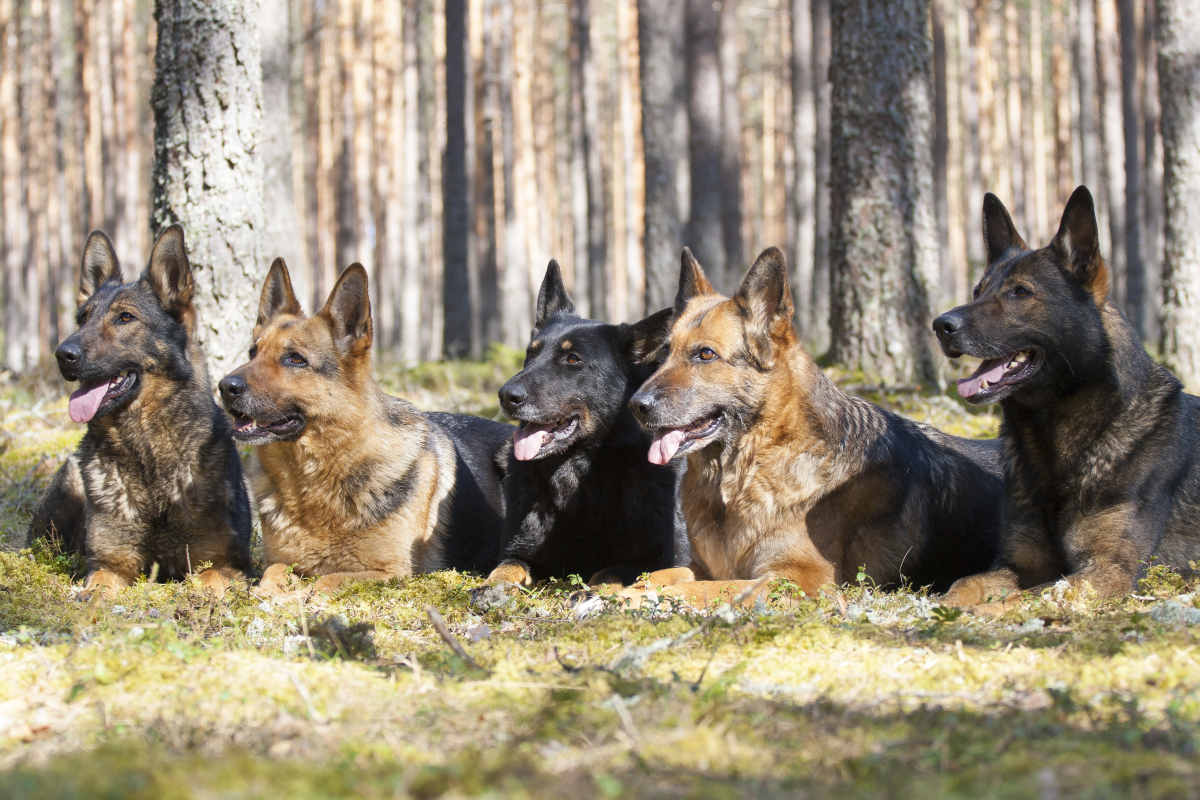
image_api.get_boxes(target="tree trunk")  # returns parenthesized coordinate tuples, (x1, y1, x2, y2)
(1076, 0, 1103, 210)
(1142, 0, 1163, 345)
(617, 0, 644, 321)
(442, 0, 473, 357)
(686, 0, 726, 289)
(932, 0, 951, 307)
(959, 0, 983, 277)
(976, 0, 995, 201)
(828, 0, 939, 386)
(260, 0, 302, 297)
(1097, 0, 1127, 308)
(1004, 0, 1026, 233)
(639, 0, 685, 311)
(791, 0, 817, 343)
(1120, 0, 1146, 337)
(151, 0, 265, 378)
(426, 0, 447, 360)
(1030, 0, 1050, 244)
(401, 0, 424, 361)
(1051, 0, 1074, 207)
(718, 0, 742, 279)
(812, 0, 831, 353)
(1, 0, 23, 370)
(1157, 0, 1200, 386)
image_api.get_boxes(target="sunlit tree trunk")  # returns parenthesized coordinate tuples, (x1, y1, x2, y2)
(829, 0, 939, 385)
(1157, 0, 1200, 386)
(932, 0, 950, 307)
(719, 0, 742, 277)
(151, 0, 265, 377)
(1030, 0, 1050, 244)
(1097, 0, 1127, 307)
(812, 0, 831, 353)
(959, 0, 984, 271)
(1051, 0, 1074, 208)
(1120, 0, 1146, 337)
(791, 0, 817, 341)
(1004, 0, 1026, 233)
(1142, 0, 1163, 344)
(260, 0, 302, 296)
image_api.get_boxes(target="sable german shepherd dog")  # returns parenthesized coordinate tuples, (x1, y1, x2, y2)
(622, 247, 1003, 605)
(219, 260, 510, 596)
(486, 261, 688, 588)
(27, 226, 253, 597)
(934, 187, 1200, 612)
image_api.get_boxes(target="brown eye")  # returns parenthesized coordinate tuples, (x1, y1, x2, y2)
(566, 353, 582, 365)
(284, 352, 308, 367)
(1013, 286, 1031, 298)
(118, 312, 135, 323)
(698, 347, 717, 362)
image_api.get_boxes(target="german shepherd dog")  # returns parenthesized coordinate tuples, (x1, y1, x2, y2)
(486, 261, 688, 588)
(27, 226, 253, 597)
(219, 260, 510, 596)
(622, 247, 1002, 605)
(934, 187, 1200, 612)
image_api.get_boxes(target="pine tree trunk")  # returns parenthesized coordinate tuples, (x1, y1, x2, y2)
(718, 0, 742, 279)
(1157, 0, 1200, 386)
(959, 0, 984, 270)
(151, 0, 265, 378)
(1004, 0, 1026, 232)
(401, 0, 423, 362)
(932, 0, 951, 307)
(442, 0, 473, 357)
(1076, 0, 1103, 206)
(686, 0, 726, 289)
(260, 0, 302, 293)
(616, 0, 644, 321)
(1051, 0, 1074, 207)
(1142, 0, 1163, 344)
(1030, 0, 1050, 244)
(1120, 0, 1146, 337)
(1, 0, 23, 370)
(828, 0, 939, 386)
(1097, 0, 1127, 307)
(791, 0, 817, 342)
(812, 0, 831, 353)
(639, 0, 684, 311)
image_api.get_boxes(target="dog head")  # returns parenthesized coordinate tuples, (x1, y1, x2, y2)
(932, 186, 1112, 406)
(630, 247, 797, 465)
(218, 260, 373, 444)
(498, 260, 671, 461)
(56, 225, 199, 424)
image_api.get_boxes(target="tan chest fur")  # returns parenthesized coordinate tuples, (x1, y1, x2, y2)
(250, 408, 454, 577)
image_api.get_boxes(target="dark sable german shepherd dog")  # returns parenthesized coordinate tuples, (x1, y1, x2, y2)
(487, 261, 688, 587)
(219, 260, 510, 596)
(934, 187, 1200, 612)
(27, 226, 253, 597)
(622, 247, 1002, 606)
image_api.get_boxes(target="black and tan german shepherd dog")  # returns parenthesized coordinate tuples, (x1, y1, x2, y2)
(485, 261, 688, 588)
(27, 226, 252, 598)
(219, 260, 510, 596)
(934, 187, 1200, 613)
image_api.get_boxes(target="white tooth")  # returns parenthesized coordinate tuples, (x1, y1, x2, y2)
(980, 380, 989, 390)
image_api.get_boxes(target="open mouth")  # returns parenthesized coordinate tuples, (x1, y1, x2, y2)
(230, 412, 305, 443)
(513, 415, 582, 461)
(68, 371, 138, 423)
(957, 350, 1042, 402)
(647, 413, 723, 465)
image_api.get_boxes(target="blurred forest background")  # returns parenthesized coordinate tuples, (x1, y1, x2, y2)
(0, 0, 1198, 386)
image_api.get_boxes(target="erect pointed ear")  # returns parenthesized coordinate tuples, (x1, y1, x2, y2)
(1051, 185, 1110, 303)
(318, 263, 373, 357)
(141, 224, 196, 329)
(621, 307, 674, 364)
(733, 247, 795, 367)
(78, 230, 123, 305)
(535, 260, 575, 328)
(981, 193, 1028, 264)
(255, 258, 302, 334)
(675, 248, 717, 314)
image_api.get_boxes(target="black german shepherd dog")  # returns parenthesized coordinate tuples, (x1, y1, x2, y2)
(487, 261, 689, 587)
(27, 227, 253, 598)
(934, 186, 1200, 611)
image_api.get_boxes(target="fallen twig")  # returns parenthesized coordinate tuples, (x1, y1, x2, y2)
(425, 604, 490, 674)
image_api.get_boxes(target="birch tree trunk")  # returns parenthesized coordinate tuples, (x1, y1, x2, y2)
(639, 0, 685, 311)
(151, 0, 265, 378)
(828, 0, 939, 386)
(1157, 0, 1200, 387)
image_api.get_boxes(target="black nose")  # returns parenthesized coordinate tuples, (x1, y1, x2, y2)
(499, 383, 527, 410)
(630, 392, 656, 419)
(933, 312, 964, 339)
(218, 375, 247, 401)
(56, 341, 82, 366)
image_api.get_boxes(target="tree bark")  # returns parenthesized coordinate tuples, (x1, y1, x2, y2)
(1004, 0, 1026, 233)
(1120, 0, 1146, 337)
(791, 0, 817, 344)
(401, 0, 424, 361)
(151, 0, 265, 378)
(686, 0, 726, 289)
(1, 0, 23, 370)
(260, 0, 302, 298)
(1030, 0, 1050, 244)
(442, 0, 473, 357)
(932, 0, 951, 307)
(812, 0, 831, 354)
(1097, 0, 1127, 308)
(639, 0, 685, 312)
(828, 0, 939, 386)
(1142, 0, 1163, 344)
(1051, 0, 1074, 207)
(719, 0, 742, 278)
(1157, 0, 1200, 386)
(959, 0, 984, 270)
(617, 0, 644, 321)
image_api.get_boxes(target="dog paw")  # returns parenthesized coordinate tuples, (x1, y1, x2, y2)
(968, 601, 1012, 618)
(255, 564, 303, 598)
(196, 569, 230, 599)
(486, 562, 532, 587)
(312, 575, 347, 595)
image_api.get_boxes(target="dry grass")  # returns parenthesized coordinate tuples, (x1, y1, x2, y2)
(1, 355, 1197, 799)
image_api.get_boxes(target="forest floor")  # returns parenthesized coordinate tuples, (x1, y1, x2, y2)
(0, 352, 1198, 799)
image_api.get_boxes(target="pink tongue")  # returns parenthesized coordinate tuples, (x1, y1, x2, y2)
(68, 380, 114, 423)
(957, 358, 1008, 398)
(648, 429, 687, 465)
(513, 424, 553, 461)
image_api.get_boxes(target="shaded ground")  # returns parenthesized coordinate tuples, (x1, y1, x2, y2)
(1, 354, 1197, 799)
